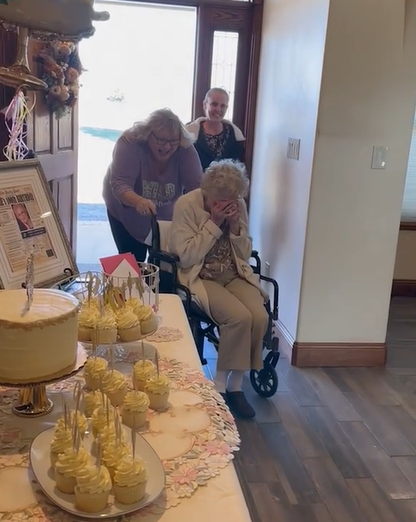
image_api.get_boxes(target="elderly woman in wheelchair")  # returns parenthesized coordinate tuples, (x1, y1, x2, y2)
(168, 159, 273, 419)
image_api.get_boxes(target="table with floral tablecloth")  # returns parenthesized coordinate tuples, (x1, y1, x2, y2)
(0, 294, 251, 522)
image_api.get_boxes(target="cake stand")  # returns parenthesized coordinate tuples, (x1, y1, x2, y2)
(0, 344, 87, 418)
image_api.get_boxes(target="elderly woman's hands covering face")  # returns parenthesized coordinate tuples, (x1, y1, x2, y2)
(210, 200, 235, 227)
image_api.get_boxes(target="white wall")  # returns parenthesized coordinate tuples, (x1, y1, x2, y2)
(249, 0, 330, 339)
(251, 0, 416, 346)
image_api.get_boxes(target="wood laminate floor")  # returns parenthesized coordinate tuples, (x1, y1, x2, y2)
(202, 297, 416, 522)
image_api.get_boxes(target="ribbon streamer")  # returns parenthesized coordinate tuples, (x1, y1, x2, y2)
(25, 248, 34, 309)
(2, 88, 34, 161)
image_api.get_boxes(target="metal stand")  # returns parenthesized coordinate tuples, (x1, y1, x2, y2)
(14, 384, 53, 417)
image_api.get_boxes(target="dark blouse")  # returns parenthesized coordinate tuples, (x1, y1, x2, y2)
(193, 122, 245, 170)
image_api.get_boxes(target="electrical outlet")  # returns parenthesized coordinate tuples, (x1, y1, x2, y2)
(287, 138, 301, 160)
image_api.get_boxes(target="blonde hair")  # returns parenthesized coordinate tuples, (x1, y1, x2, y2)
(128, 108, 195, 148)
(201, 159, 249, 199)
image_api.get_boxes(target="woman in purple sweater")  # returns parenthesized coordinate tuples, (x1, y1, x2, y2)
(103, 108, 203, 262)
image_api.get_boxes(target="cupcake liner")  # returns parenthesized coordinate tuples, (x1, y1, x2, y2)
(78, 326, 93, 342)
(95, 328, 117, 345)
(75, 488, 110, 513)
(132, 375, 146, 392)
(106, 387, 127, 407)
(122, 409, 147, 429)
(55, 470, 76, 494)
(114, 481, 147, 505)
(147, 391, 169, 411)
(140, 317, 158, 335)
(84, 375, 103, 391)
(119, 325, 142, 342)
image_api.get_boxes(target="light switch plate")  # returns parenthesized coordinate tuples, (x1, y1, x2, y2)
(371, 146, 388, 169)
(287, 138, 301, 160)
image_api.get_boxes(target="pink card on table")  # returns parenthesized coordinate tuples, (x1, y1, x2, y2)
(99, 253, 141, 278)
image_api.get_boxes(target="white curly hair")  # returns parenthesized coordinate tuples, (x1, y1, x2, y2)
(128, 108, 195, 148)
(201, 159, 249, 200)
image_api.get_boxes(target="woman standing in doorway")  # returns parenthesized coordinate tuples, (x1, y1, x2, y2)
(186, 88, 245, 171)
(103, 108, 203, 262)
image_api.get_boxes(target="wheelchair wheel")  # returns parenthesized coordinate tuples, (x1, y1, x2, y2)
(250, 365, 278, 398)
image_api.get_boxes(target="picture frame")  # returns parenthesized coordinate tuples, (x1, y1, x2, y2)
(0, 159, 78, 289)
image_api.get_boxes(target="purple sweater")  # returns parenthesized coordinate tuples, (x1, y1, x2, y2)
(103, 132, 203, 243)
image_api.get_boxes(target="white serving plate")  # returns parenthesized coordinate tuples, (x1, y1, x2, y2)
(30, 426, 165, 519)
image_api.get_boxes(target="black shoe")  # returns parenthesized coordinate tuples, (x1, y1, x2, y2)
(225, 391, 255, 419)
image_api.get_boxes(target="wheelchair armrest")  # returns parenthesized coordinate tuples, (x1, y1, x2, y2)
(250, 250, 261, 274)
(149, 250, 179, 265)
(259, 274, 279, 320)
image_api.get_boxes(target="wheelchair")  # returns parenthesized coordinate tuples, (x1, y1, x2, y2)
(148, 218, 281, 398)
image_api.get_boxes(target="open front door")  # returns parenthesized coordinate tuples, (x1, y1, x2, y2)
(26, 45, 78, 255)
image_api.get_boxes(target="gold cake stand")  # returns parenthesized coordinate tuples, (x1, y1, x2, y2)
(0, 344, 87, 418)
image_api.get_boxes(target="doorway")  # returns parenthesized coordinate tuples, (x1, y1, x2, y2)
(76, 0, 197, 271)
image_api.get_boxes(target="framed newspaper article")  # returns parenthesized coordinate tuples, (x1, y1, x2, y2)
(0, 159, 78, 289)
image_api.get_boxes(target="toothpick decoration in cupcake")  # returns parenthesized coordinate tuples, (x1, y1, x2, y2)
(62, 396, 69, 430)
(96, 435, 102, 469)
(109, 345, 115, 374)
(131, 415, 136, 457)
(127, 273, 133, 299)
(121, 281, 127, 301)
(25, 247, 34, 310)
(86, 271, 93, 304)
(134, 276, 144, 299)
(105, 393, 110, 426)
(99, 375, 105, 404)
(155, 350, 160, 377)
(92, 326, 98, 358)
(72, 382, 83, 443)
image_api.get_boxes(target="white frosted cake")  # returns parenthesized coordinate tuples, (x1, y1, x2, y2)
(0, 288, 80, 381)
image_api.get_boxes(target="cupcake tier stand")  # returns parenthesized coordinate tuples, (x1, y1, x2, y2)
(0, 344, 87, 418)
(84, 325, 159, 361)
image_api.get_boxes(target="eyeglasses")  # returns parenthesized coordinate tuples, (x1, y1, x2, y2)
(152, 132, 180, 147)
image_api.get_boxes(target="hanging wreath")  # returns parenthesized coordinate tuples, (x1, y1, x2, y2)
(34, 41, 82, 120)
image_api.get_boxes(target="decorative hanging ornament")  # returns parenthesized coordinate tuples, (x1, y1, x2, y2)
(0, 0, 109, 160)
(2, 87, 33, 160)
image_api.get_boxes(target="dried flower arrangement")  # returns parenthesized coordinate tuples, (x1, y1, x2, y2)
(34, 41, 82, 119)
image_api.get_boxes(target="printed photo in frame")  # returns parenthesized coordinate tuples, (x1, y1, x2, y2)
(0, 159, 78, 289)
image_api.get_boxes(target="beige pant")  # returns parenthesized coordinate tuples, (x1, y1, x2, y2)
(201, 276, 269, 371)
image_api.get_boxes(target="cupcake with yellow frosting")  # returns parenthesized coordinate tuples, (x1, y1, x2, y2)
(137, 305, 158, 335)
(84, 390, 104, 417)
(49, 428, 73, 468)
(144, 373, 170, 411)
(84, 357, 107, 390)
(132, 360, 156, 391)
(55, 410, 88, 439)
(75, 464, 112, 513)
(102, 369, 128, 406)
(125, 297, 141, 316)
(78, 305, 99, 342)
(91, 403, 115, 438)
(102, 440, 131, 480)
(55, 446, 91, 494)
(121, 390, 150, 429)
(114, 457, 147, 504)
(117, 307, 142, 342)
(95, 310, 117, 344)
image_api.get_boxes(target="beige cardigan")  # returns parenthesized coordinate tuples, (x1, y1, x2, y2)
(169, 189, 267, 315)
